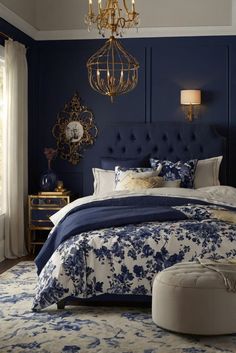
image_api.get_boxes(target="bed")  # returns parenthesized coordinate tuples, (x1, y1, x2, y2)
(33, 123, 236, 311)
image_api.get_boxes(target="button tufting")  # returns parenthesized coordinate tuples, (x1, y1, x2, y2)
(162, 134, 168, 141)
(137, 147, 142, 154)
(108, 147, 113, 154)
(117, 133, 121, 141)
(130, 134, 136, 141)
(177, 133, 182, 141)
(146, 134, 151, 142)
(169, 147, 173, 153)
(153, 146, 158, 153)
(122, 147, 126, 153)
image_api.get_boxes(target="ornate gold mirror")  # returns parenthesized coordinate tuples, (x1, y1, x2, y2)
(52, 92, 98, 165)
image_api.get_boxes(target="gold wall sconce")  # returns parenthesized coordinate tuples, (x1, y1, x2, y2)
(180, 90, 201, 122)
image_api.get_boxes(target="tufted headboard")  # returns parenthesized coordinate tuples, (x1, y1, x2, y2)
(83, 122, 226, 196)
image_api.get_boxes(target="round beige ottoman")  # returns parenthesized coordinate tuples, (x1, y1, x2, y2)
(152, 262, 236, 335)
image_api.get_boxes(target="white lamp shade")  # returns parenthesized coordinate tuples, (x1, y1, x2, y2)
(180, 90, 201, 105)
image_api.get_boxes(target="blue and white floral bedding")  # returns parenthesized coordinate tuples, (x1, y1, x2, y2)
(33, 186, 236, 311)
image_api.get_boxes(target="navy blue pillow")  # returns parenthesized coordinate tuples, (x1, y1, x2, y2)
(101, 157, 147, 170)
(150, 158, 198, 188)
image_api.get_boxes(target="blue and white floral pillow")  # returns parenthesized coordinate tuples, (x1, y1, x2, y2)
(150, 158, 198, 188)
(115, 166, 162, 190)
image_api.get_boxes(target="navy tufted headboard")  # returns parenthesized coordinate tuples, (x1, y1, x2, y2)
(83, 122, 226, 196)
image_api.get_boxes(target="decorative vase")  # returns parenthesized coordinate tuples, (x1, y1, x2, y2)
(40, 168, 58, 192)
(40, 159, 58, 192)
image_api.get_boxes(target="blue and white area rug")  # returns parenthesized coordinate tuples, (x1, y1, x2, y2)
(0, 262, 236, 353)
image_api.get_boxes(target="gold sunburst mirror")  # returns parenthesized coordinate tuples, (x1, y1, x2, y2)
(52, 93, 98, 165)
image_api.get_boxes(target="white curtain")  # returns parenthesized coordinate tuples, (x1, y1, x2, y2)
(3, 40, 28, 258)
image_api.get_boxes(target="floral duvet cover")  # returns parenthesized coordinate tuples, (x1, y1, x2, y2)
(33, 187, 236, 311)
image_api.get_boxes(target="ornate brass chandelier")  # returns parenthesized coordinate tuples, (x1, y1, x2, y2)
(85, 0, 140, 37)
(85, 0, 140, 101)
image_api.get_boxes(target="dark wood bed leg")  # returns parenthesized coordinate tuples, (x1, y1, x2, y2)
(57, 299, 66, 309)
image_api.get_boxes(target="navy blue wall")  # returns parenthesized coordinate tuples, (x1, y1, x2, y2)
(31, 39, 147, 196)
(32, 36, 236, 196)
(1, 18, 236, 196)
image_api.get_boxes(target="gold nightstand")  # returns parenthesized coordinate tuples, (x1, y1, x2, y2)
(28, 193, 70, 253)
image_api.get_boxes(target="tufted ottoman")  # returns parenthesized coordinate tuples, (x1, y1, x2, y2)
(152, 262, 236, 335)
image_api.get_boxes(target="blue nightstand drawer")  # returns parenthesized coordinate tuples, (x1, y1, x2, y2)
(30, 197, 69, 208)
(31, 209, 56, 227)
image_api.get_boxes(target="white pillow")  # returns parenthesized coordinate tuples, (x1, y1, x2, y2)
(92, 168, 115, 196)
(194, 156, 223, 189)
(93, 168, 181, 196)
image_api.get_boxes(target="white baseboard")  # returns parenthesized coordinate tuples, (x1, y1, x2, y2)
(0, 214, 5, 262)
(0, 239, 4, 262)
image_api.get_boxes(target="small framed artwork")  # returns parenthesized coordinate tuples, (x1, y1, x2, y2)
(52, 92, 98, 165)
(65, 121, 84, 143)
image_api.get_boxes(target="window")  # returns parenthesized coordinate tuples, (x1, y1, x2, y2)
(0, 45, 5, 212)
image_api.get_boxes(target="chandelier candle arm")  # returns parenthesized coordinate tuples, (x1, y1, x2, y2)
(89, 0, 93, 15)
(98, 0, 103, 17)
(132, 0, 135, 12)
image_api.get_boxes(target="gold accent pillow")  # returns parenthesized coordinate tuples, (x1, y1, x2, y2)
(117, 175, 164, 191)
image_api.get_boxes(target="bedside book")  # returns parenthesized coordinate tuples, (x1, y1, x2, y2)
(38, 190, 70, 196)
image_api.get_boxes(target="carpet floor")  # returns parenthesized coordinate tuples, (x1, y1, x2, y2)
(0, 262, 236, 353)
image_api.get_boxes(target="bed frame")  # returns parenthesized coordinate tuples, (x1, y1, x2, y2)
(57, 122, 226, 309)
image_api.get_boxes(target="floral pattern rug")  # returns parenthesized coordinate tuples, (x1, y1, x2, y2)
(0, 262, 236, 353)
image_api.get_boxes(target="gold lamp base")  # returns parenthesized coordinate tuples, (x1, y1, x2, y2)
(186, 104, 193, 122)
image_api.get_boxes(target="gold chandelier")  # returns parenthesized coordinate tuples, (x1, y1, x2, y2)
(85, 0, 140, 101)
(87, 36, 139, 102)
(85, 0, 139, 37)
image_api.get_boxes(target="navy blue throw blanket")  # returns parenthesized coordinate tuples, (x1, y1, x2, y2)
(35, 195, 210, 275)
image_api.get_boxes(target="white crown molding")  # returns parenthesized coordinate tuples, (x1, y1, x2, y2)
(34, 26, 236, 41)
(0, 3, 37, 39)
(1, 1, 236, 41)
(33, 29, 100, 41)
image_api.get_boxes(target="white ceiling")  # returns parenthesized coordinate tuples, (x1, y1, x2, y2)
(0, 0, 35, 27)
(0, 0, 235, 40)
